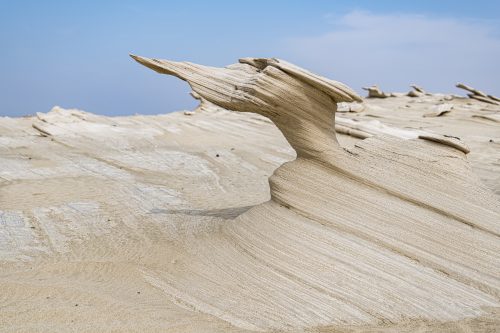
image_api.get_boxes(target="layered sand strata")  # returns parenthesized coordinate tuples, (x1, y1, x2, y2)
(0, 57, 499, 332)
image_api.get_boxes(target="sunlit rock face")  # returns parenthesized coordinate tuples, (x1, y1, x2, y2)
(0, 57, 499, 332)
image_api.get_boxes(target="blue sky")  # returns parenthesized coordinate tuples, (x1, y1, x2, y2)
(1, 0, 499, 116)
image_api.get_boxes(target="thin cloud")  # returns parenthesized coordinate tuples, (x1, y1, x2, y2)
(284, 11, 500, 95)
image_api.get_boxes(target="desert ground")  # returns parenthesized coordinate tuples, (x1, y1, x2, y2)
(1, 57, 499, 332)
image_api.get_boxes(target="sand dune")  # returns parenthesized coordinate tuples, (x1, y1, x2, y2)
(0, 57, 499, 332)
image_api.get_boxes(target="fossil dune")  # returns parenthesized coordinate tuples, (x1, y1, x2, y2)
(130, 55, 500, 330)
(0, 56, 499, 332)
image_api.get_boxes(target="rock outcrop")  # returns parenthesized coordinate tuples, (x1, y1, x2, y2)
(130, 55, 500, 330)
(362, 85, 392, 98)
(2, 55, 500, 332)
(457, 83, 500, 105)
(423, 103, 454, 117)
(337, 101, 365, 113)
(407, 84, 426, 97)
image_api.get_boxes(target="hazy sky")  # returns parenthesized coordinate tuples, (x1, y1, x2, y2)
(1, 0, 500, 117)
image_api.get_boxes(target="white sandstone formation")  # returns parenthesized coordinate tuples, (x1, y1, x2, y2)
(362, 85, 392, 98)
(407, 84, 426, 97)
(457, 82, 500, 105)
(130, 55, 499, 330)
(0, 56, 499, 333)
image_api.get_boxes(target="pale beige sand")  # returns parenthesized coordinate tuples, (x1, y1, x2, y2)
(0, 57, 499, 332)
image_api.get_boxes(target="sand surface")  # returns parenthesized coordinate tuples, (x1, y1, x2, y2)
(1, 57, 499, 332)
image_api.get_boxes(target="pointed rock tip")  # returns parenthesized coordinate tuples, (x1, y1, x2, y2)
(129, 53, 140, 61)
(129, 54, 149, 64)
(129, 54, 162, 68)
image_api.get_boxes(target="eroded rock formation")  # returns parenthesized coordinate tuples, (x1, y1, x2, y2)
(1, 54, 499, 332)
(407, 84, 426, 97)
(129, 55, 500, 330)
(362, 84, 392, 98)
(457, 83, 500, 105)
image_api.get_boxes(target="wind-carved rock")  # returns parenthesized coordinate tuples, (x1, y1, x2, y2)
(362, 85, 392, 98)
(423, 103, 454, 118)
(337, 101, 365, 113)
(407, 84, 426, 97)
(131, 55, 360, 159)
(457, 83, 500, 105)
(132, 55, 500, 331)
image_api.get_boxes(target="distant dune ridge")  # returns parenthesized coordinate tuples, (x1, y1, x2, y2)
(0, 57, 499, 332)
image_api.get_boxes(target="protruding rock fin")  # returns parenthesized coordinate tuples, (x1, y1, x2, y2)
(131, 55, 362, 158)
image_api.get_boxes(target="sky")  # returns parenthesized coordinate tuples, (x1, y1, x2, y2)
(1, 0, 500, 117)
